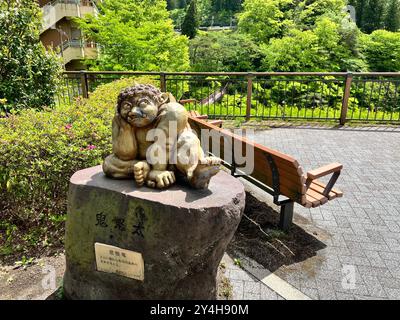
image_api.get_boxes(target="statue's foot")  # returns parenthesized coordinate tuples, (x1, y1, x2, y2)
(133, 161, 150, 187)
(189, 157, 221, 189)
(147, 170, 176, 189)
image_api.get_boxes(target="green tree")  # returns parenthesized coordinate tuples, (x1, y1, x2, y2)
(385, 0, 400, 32)
(0, 0, 60, 113)
(295, 0, 347, 27)
(363, 0, 386, 33)
(261, 29, 322, 72)
(77, 0, 189, 71)
(360, 30, 400, 71)
(182, 0, 200, 38)
(238, 0, 290, 43)
(190, 31, 262, 71)
(197, 0, 213, 25)
(261, 17, 365, 72)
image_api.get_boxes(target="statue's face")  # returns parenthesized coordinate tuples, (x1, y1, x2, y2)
(119, 94, 159, 127)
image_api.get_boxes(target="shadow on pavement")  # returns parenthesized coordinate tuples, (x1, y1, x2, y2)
(228, 192, 327, 273)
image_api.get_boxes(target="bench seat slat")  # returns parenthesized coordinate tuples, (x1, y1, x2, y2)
(313, 180, 343, 198)
(309, 182, 337, 200)
(306, 189, 328, 205)
(305, 194, 321, 208)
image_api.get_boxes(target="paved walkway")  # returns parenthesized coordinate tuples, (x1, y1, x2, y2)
(225, 126, 400, 300)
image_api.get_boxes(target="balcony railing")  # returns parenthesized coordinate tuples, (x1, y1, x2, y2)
(58, 39, 97, 51)
(57, 71, 400, 124)
(56, 40, 98, 64)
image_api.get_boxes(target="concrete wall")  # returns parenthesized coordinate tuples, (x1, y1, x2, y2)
(40, 18, 79, 49)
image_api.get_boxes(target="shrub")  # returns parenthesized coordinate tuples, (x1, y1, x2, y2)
(360, 30, 400, 72)
(0, 76, 157, 262)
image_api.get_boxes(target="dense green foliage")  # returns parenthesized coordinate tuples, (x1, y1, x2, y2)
(76, 0, 189, 71)
(190, 31, 262, 71)
(0, 77, 157, 261)
(169, 0, 242, 26)
(386, 0, 400, 32)
(237, 0, 288, 43)
(186, 0, 399, 72)
(261, 17, 366, 72)
(181, 0, 200, 38)
(0, 0, 61, 114)
(360, 30, 400, 71)
(350, 0, 400, 33)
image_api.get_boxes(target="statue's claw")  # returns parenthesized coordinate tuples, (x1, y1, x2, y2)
(155, 171, 175, 188)
(147, 170, 176, 189)
(133, 161, 150, 187)
(189, 157, 221, 189)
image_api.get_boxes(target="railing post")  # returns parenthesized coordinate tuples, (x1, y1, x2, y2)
(246, 73, 254, 121)
(80, 70, 89, 99)
(160, 72, 167, 92)
(340, 72, 353, 125)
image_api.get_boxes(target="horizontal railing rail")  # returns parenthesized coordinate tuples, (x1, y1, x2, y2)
(57, 71, 400, 124)
(42, 0, 95, 7)
(58, 40, 97, 52)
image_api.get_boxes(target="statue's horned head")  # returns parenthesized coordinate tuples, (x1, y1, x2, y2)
(117, 84, 168, 127)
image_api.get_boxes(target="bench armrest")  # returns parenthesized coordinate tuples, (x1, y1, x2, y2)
(307, 162, 342, 180)
(306, 163, 342, 197)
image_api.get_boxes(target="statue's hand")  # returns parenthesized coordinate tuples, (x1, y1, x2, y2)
(116, 114, 132, 130)
(147, 170, 176, 189)
(133, 161, 150, 187)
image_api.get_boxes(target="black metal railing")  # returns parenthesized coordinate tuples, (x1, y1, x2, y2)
(57, 71, 400, 124)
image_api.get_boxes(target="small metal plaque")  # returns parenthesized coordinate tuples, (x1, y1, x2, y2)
(94, 243, 144, 281)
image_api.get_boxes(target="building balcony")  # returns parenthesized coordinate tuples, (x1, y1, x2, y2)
(41, 0, 96, 33)
(58, 40, 98, 65)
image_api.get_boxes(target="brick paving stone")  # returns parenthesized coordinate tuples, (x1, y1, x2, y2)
(260, 285, 281, 300)
(336, 292, 356, 300)
(299, 286, 319, 300)
(384, 287, 400, 299)
(243, 281, 261, 295)
(243, 292, 261, 300)
(230, 280, 244, 300)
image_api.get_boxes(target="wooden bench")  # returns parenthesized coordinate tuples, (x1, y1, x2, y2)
(187, 113, 343, 231)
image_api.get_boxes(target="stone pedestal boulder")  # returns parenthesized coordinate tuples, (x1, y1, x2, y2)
(63, 165, 245, 300)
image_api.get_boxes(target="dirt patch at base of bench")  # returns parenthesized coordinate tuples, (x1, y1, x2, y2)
(228, 192, 329, 274)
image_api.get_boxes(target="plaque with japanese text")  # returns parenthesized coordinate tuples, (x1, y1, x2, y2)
(95, 243, 144, 281)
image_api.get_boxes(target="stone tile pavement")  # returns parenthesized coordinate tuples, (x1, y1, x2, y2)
(225, 126, 400, 300)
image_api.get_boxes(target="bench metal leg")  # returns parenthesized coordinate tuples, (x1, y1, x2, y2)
(279, 201, 294, 232)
